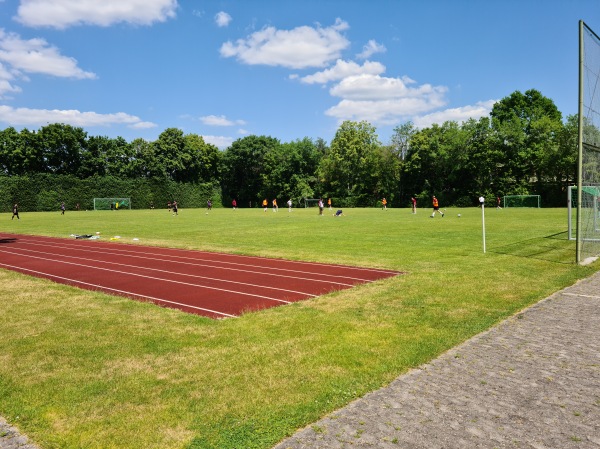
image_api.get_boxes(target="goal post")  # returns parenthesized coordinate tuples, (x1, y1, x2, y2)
(502, 195, 540, 208)
(577, 21, 600, 263)
(93, 198, 132, 210)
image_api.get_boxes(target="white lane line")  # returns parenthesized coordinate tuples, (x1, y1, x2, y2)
(8, 247, 318, 298)
(0, 262, 236, 318)
(0, 250, 291, 304)
(13, 237, 382, 282)
(15, 240, 359, 286)
(5, 234, 397, 274)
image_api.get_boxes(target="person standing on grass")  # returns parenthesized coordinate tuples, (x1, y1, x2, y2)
(328, 198, 332, 210)
(287, 198, 292, 212)
(232, 199, 237, 210)
(430, 195, 444, 218)
(382, 197, 388, 210)
(61, 202, 65, 215)
(172, 200, 178, 216)
(12, 203, 19, 220)
(272, 198, 278, 212)
(411, 196, 417, 214)
(262, 198, 268, 212)
(497, 196, 502, 209)
(207, 199, 212, 211)
(318, 198, 324, 215)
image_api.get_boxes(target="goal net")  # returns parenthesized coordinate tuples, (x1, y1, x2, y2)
(93, 198, 131, 210)
(568, 186, 600, 241)
(503, 195, 540, 208)
(577, 21, 600, 263)
(303, 198, 322, 208)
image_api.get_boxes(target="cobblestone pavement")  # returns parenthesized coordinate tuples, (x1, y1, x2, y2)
(0, 417, 38, 449)
(2, 273, 599, 449)
(273, 271, 600, 449)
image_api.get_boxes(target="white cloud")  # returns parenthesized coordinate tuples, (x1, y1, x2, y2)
(202, 135, 233, 149)
(0, 62, 22, 97)
(200, 114, 245, 126)
(0, 105, 156, 129)
(0, 29, 96, 79)
(298, 59, 385, 84)
(329, 74, 441, 101)
(356, 39, 386, 60)
(412, 100, 496, 128)
(220, 18, 350, 69)
(0, 29, 95, 97)
(215, 11, 232, 27)
(15, 0, 178, 29)
(324, 74, 448, 125)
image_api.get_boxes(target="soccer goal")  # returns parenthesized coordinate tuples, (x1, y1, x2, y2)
(303, 198, 322, 208)
(93, 198, 131, 210)
(502, 195, 540, 208)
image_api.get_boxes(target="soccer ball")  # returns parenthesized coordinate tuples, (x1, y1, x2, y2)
(457, 213, 461, 217)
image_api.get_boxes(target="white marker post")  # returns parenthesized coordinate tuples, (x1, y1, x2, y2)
(479, 196, 486, 253)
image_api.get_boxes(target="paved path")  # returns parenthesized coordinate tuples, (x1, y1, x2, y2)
(2, 272, 599, 449)
(274, 271, 600, 449)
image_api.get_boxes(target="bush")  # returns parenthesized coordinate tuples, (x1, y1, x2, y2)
(0, 175, 222, 212)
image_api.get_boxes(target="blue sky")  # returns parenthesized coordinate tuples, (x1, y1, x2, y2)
(0, 0, 598, 149)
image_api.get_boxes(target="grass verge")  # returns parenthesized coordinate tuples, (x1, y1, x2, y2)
(1, 206, 597, 449)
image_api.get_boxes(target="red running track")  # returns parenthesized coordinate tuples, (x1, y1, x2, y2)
(0, 233, 400, 319)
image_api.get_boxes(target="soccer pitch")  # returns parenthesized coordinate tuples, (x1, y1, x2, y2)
(1, 207, 597, 449)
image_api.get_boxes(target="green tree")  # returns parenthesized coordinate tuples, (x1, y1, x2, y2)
(0, 127, 26, 175)
(261, 137, 321, 204)
(184, 134, 220, 183)
(220, 135, 280, 207)
(37, 123, 87, 175)
(390, 121, 416, 160)
(490, 89, 563, 192)
(402, 122, 461, 205)
(319, 120, 381, 205)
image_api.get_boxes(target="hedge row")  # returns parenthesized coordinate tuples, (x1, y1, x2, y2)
(0, 175, 222, 212)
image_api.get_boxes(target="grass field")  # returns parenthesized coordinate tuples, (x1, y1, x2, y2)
(1, 206, 598, 449)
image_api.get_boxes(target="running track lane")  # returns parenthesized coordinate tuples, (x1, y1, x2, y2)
(0, 233, 401, 319)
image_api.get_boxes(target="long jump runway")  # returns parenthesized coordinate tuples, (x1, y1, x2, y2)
(0, 233, 400, 319)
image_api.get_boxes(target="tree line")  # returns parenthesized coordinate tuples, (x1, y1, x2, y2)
(0, 89, 582, 210)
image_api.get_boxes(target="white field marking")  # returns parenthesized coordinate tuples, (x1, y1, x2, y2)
(136, 246, 400, 274)
(8, 246, 318, 298)
(16, 240, 359, 286)
(0, 249, 291, 304)
(10, 235, 391, 280)
(563, 292, 600, 300)
(8, 233, 397, 274)
(0, 261, 236, 318)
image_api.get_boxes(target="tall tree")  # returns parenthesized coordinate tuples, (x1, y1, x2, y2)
(220, 135, 280, 206)
(37, 123, 87, 175)
(261, 137, 321, 204)
(390, 121, 416, 160)
(491, 89, 563, 191)
(319, 120, 381, 205)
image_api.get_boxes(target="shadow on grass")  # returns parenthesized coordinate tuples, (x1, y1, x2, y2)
(488, 231, 575, 264)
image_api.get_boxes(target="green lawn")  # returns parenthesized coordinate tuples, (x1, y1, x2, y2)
(1, 206, 597, 449)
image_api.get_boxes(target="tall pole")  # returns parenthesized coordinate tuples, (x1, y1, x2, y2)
(480, 196, 486, 253)
(577, 20, 584, 263)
